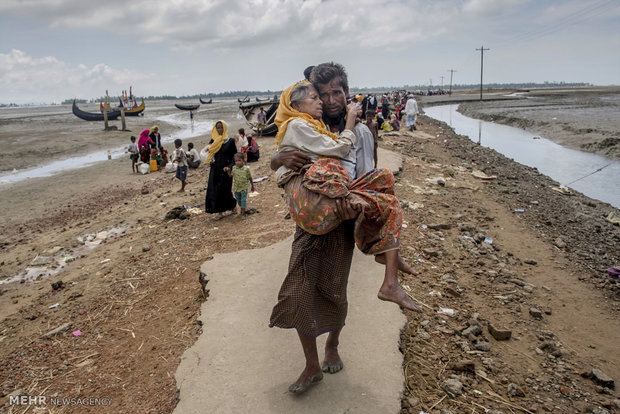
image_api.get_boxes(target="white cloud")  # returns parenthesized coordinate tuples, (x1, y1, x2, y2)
(0, 49, 153, 103)
(0, 0, 464, 51)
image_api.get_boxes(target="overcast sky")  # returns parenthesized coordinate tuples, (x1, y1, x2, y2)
(1, 0, 619, 104)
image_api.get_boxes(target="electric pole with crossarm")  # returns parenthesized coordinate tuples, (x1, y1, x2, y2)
(476, 46, 490, 101)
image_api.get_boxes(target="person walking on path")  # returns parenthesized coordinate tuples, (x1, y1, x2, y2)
(273, 79, 421, 310)
(269, 62, 413, 395)
(404, 95, 419, 131)
(203, 120, 237, 219)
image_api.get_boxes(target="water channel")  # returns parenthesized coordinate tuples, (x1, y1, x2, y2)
(424, 104, 620, 209)
(0, 112, 214, 185)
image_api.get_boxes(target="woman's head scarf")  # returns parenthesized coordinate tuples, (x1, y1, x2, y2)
(205, 120, 229, 163)
(274, 80, 340, 147)
(149, 125, 159, 134)
(138, 129, 152, 149)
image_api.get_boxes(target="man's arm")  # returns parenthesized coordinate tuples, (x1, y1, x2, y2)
(270, 151, 312, 172)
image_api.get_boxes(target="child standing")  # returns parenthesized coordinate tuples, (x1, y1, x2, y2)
(173, 138, 188, 192)
(127, 135, 139, 173)
(225, 153, 255, 217)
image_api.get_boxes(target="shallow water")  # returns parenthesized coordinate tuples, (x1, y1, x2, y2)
(0, 112, 214, 185)
(425, 104, 620, 208)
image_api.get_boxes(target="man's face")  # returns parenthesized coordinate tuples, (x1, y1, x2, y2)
(316, 77, 348, 118)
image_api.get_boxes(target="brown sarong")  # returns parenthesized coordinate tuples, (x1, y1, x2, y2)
(269, 223, 354, 338)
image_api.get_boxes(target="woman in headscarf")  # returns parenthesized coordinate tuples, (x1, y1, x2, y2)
(149, 125, 168, 167)
(137, 129, 153, 163)
(203, 120, 237, 218)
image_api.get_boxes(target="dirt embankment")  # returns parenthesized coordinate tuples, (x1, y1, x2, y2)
(0, 113, 618, 413)
(456, 88, 620, 161)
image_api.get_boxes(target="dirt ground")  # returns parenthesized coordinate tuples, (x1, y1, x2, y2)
(455, 86, 620, 161)
(0, 95, 619, 413)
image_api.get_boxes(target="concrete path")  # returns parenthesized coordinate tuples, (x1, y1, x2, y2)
(174, 148, 406, 414)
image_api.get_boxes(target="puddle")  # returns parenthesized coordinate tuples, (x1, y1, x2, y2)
(425, 104, 620, 208)
(0, 225, 130, 285)
(0, 113, 214, 185)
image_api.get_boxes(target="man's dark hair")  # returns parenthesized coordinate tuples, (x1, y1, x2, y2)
(188, 142, 194, 149)
(303, 65, 315, 81)
(309, 62, 348, 90)
(174, 138, 182, 147)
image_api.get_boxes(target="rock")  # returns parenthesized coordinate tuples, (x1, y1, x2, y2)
(31, 255, 53, 266)
(589, 408, 610, 414)
(524, 259, 537, 265)
(475, 341, 491, 352)
(416, 330, 431, 341)
(487, 410, 505, 414)
(488, 323, 512, 341)
(142, 245, 151, 252)
(459, 223, 476, 232)
(51, 280, 64, 291)
(474, 233, 486, 243)
(407, 396, 420, 408)
(529, 307, 543, 319)
(461, 325, 482, 337)
(507, 383, 525, 397)
(482, 358, 498, 374)
(42, 323, 72, 339)
(554, 237, 567, 249)
(441, 378, 463, 397)
(428, 223, 452, 230)
(589, 368, 615, 389)
(445, 286, 461, 297)
(447, 360, 476, 373)
(422, 247, 440, 257)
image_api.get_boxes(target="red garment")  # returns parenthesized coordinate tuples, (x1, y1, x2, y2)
(283, 158, 401, 255)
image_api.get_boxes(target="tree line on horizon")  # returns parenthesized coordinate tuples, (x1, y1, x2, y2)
(1, 81, 594, 107)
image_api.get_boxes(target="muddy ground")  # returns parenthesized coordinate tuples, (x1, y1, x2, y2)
(0, 94, 619, 413)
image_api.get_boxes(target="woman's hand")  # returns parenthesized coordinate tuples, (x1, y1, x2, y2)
(334, 198, 360, 220)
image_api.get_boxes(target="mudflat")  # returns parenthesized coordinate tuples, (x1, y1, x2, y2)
(0, 90, 618, 413)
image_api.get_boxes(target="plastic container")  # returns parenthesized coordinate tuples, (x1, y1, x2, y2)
(149, 159, 158, 172)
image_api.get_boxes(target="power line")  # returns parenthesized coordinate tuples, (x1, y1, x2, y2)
(448, 69, 456, 94)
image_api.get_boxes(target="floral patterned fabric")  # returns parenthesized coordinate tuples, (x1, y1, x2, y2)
(282, 158, 401, 255)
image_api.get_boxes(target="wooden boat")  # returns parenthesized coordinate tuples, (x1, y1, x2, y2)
(237, 95, 250, 103)
(175, 103, 200, 111)
(199, 98, 212, 104)
(239, 99, 279, 136)
(118, 98, 146, 116)
(73, 100, 121, 121)
(255, 97, 268, 102)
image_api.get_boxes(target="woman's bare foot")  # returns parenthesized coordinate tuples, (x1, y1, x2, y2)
(378, 283, 423, 312)
(375, 253, 420, 275)
(322, 344, 343, 374)
(288, 367, 324, 394)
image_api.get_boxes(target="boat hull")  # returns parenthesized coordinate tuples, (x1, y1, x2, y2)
(175, 103, 200, 111)
(73, 100, 121, 121)
(199, 98, 212, 104)
(239, 100, 279, 136)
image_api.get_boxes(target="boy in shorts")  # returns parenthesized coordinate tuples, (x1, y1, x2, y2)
(225, 153, 255, 216)
(173, 138, 188, 192)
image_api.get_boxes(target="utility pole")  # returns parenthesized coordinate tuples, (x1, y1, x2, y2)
(429, 78, 433, 90)
(448, 69, 456, 95)
(440, 76, 444, 91)
(476, 46, 490, 101)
